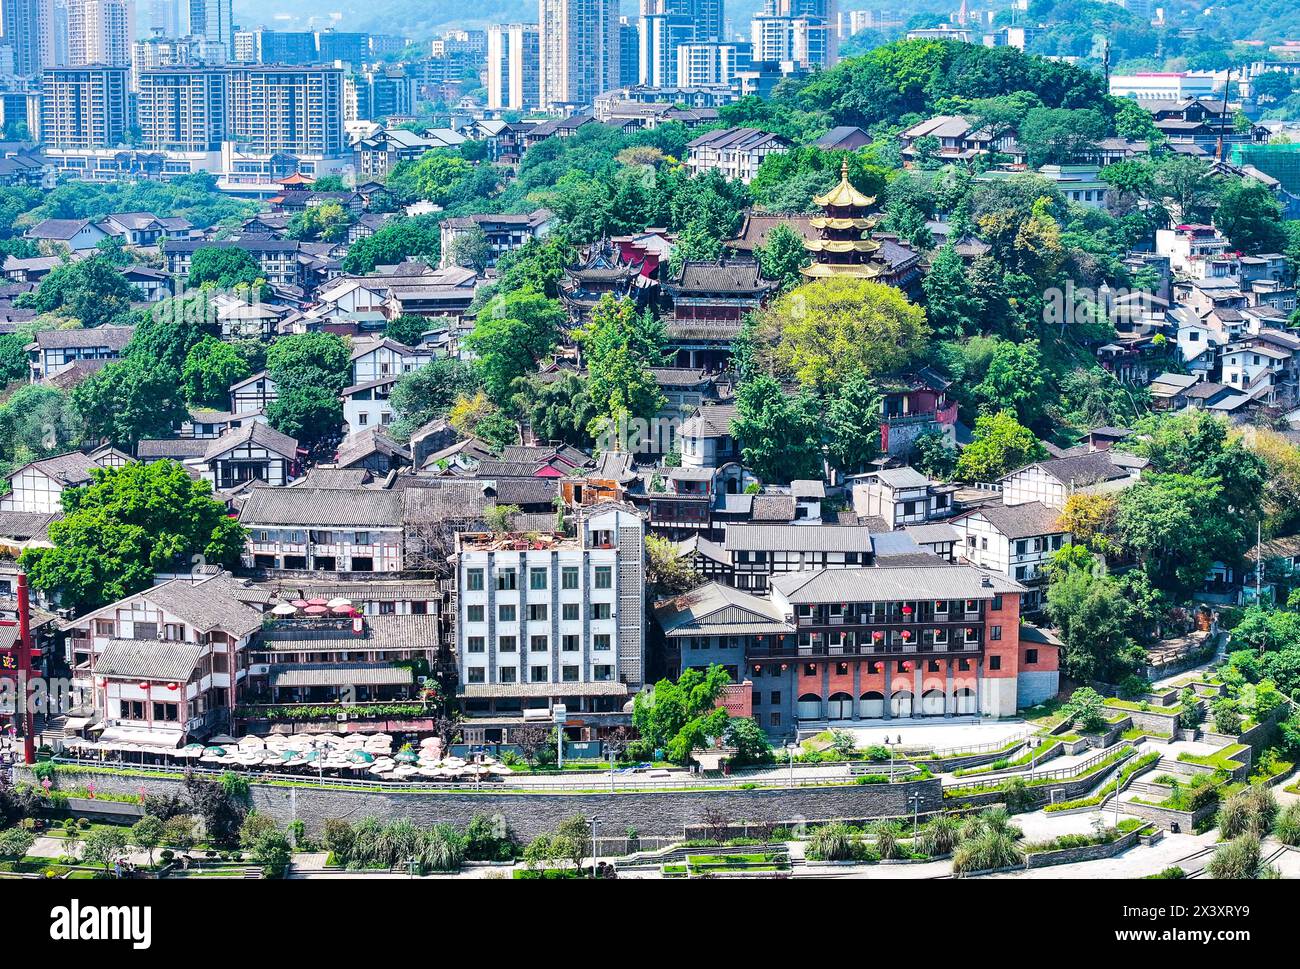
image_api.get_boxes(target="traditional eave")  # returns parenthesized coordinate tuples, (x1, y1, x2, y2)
(799, 263, 886, 279)
(803, 239, 882, 254)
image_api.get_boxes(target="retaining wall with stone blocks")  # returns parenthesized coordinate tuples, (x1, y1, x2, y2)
(21, 767, 944, 839)
(1024, 827, 1144, 868)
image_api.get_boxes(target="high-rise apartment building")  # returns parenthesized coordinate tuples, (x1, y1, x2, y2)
(66, 0, 133, 68)
(39, 63, 128, 147)
(146, 0, 178, 35)
(233, 27, 317, 65)
(675, 40, 751, 87)
(486, 22, 539, 111)
(751, 0, 837, 70)
(136, 65, 226, 150)
(538, 0, 620, 111)
(186, 0, 231, 54)
(1, 0, 56, 75)
(226, 65, 344, 156)
(638, 0, 726, 89)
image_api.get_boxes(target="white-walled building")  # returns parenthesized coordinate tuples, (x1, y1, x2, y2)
(453, 505, 646, 733)
(0, 452, 103, 513)
(950, 502, 1069, 612)
(63, 571, 267, 747)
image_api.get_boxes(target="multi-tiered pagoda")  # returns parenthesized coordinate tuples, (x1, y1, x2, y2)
(801, 161, 890, 281)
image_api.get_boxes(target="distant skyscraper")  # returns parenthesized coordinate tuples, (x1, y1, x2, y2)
(751, 0, 836, 70)
(638, 0, 726, 88)
(186, 0, 231, 54)
(486, 22, 539, 111)
(66, 0, 134, 68)
(539, 0, 620, 110)
(147, 0, 179, 35)
(0, 0, 56, 75)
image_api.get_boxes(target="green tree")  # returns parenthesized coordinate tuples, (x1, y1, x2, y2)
(182, 336, 252, 408)
(445, 226, 493, 272)
(511, 372, 596, 449)
(389, 356, 482, 439)
(71, 357, 189, 450)
(385, 314, 430, 348)
(20, 460, 246, 612)
(575, 295, 668, 438)
(824, 369, 882, 473)
(755, 277, 929, 391)
(1214, 180, 1288, 255)
(186, 246, 267, 293)
(955, 409, 1046, 482)
(81, 828, 129, 875)
(340, 215, 442, 274)
(465, 287, 564, 404)
(1018, 107, 1110, 167)
(19, 256, 139, 327)
(756, 222, 812, 291)
(922, 244, 980, 337)
(130, 815, 164, 865)
(732, 374, 824, 483)
(975, 338, 1047, 428)
(266, 383, 343, 459)
(631, 665, 733, 765)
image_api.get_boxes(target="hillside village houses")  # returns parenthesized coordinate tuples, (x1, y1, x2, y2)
(17, 80, 1300, 763)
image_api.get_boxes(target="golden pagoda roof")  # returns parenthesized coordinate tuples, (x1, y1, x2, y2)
(809, 216, 879, 231)
(812, 160, 877, 209)
(803, 238, 882, 254)
(800, 262, 886, 280)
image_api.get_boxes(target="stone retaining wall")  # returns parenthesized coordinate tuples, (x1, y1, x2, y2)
(21, 767, 944, 839)
(1024, 827, 1144, 868)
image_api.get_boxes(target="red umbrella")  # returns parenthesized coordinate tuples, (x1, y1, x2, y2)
(304, 605, 328, 615)
(290, 600, 310, 608)
(307, 598, 328, 607)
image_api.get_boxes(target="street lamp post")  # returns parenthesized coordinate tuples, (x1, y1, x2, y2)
(907, 791, 922, 838)
(587, 815, 601, 880)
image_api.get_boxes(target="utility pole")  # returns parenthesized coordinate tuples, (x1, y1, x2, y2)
(15, 574, 35, 765)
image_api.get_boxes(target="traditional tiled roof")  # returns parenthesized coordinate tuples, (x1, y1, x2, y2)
(240, 488, 404, 528)
(655, 581, 795, 637)
(268, 663, 414, 688)
(724, 524, 873, 553)
(32, 325, 134, 350)
(95, 639, 205, 681)
(959, 501, 1065, 541)
(204, 422, 298, 462)
(771, 564, 1024, 603)
(17, 451, 98, 486)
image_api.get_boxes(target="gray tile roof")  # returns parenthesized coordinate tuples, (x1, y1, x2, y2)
(136, 438, 211, 460)
(137, 574, 267, 637)
(963, 501, 1065, 540)
(95, 639, 205, 681)
(204, 421, 298, 461)
(33, 325, 135, 350)
(239, 487, 404, 528)
(1028, 451, 1132, 487)
(268, 663, 414, 688)
(23, 451, 99, 485)
(0, 511, 60, 542)
(260, 614, 440, 652)
(771, 564, 1024, 603)
(724, 524, 873, 553)
(655, 581, 795, 637)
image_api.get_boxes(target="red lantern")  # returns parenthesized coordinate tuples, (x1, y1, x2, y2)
(902, 605, 913, 615)
(934, 629, 942, 637)
(901, 629, 912, 640)
(96, 679, 107, 689)
(780, 663, 789, 671)
(138, 681, 150, 691)
(965, 627, 974, 635)
(935, 600, 944, 608)
(167, 682, 180, 691)
(872, 630, 884, 641)
(753, 665, 762, 674)
(903, 661, 912, 671)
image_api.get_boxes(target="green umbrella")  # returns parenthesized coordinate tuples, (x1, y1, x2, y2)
(395, 750, 418, 764)
(348, 751, 375, 764)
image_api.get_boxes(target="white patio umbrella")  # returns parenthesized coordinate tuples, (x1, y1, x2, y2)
(271, 603, 298, 616)
(326, 597, 352, 609)
(238, 735, 266, 750)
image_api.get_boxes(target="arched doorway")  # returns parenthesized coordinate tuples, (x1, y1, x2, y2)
(954, 687, 977, 715)
(859, 691, 885, 718)
(921, 689, 946, 716)
(796, 694, 822, 719)
(890, 690, 913, 718)
(827, 692, 853, 720)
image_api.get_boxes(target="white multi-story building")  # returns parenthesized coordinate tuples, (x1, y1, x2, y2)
(453, 505, 646, 731)
(39, 65, 129, 148)
(675, 41, 752, 87)
(66, 0, 134, 67)
(850, 467, 954, 529)
(951, 503, 1069, 612)
(539, 0, 621, 110)
(486, 22, 540, 111)
(0, 452, 103, 513)
(751, 0, 837, 71)
(63, 571, 266, 747)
